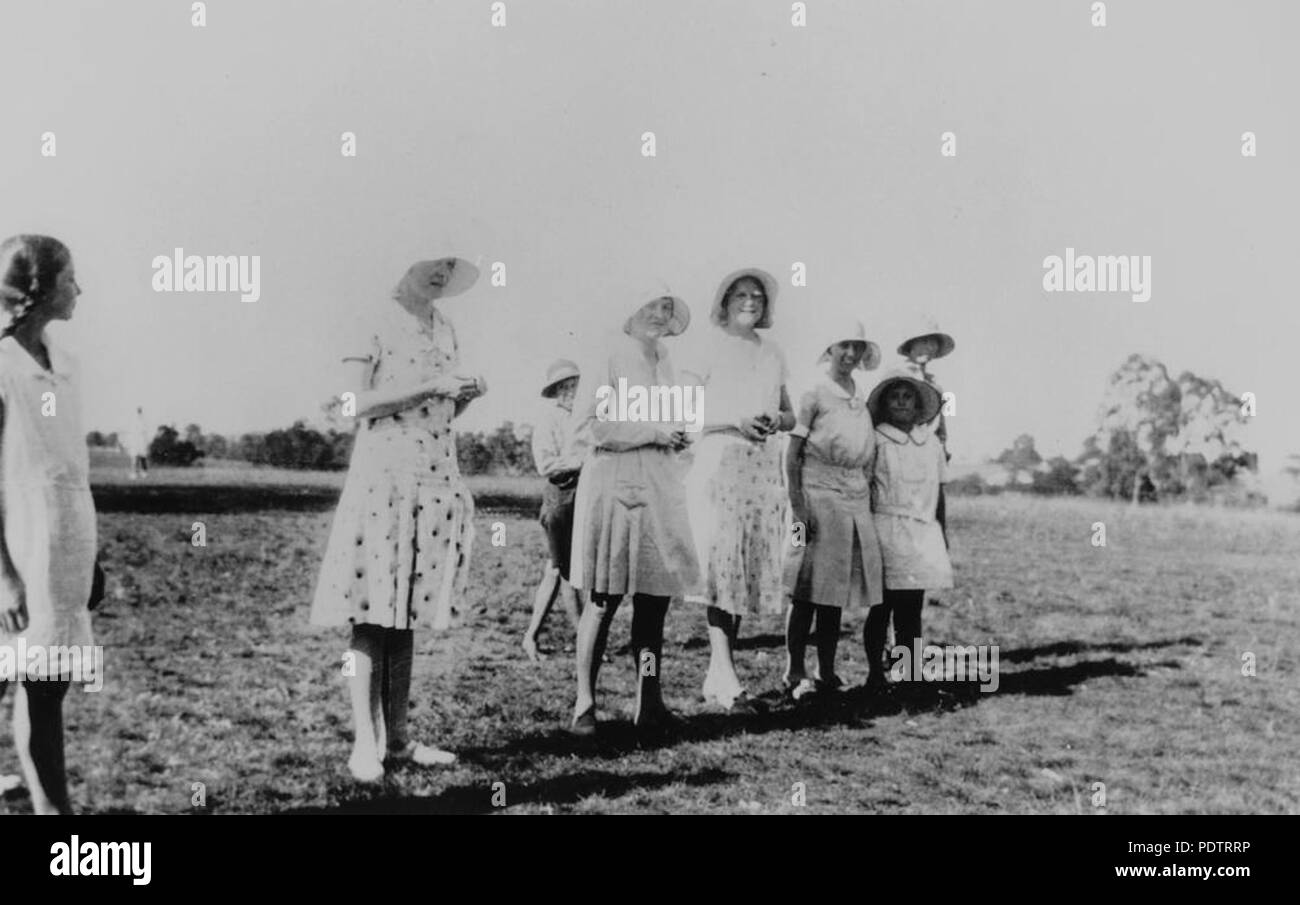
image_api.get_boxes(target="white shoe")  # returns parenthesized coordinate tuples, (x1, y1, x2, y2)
(347, 751, 384, 783)
(0, 774, 22, 795)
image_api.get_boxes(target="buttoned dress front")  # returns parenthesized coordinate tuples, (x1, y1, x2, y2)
(0, 335, 96, 676)
(786, 378, 884, 610)
(310, 304, 475, 631)
(569, 333, 699, 598)
(872, 422, 952, 591)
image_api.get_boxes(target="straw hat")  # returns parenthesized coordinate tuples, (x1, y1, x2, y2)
(540, 358, 581, 398)
(393, 257, 480, 306)
(711, 267, 778, 329)
(897, 315, 955, 360)
(623, 281, 691, 337)
(867, 366, 943, 425)
(817, 320, 882, 371)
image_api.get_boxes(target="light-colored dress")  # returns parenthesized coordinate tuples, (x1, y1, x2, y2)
(786, 378, 884, 610)
(0, 335, 96, 675)
(569, 333, 698, 598)
(310, 305, 474, 631)
(682, 329, 788, 615)
(872, 422, 952, 590)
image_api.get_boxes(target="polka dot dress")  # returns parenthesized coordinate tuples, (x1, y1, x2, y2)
(310, 304, 474, 631)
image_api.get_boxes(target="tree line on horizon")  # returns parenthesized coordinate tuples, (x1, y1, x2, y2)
(86, 354, 1264, 505)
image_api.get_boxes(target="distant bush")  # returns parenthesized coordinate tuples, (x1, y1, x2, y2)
(946, 473, 995, 496)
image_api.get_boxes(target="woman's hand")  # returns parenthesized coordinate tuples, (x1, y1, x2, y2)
(737, 417, 770, 442)
(658, 429, 691, 451)
(0, 575, 27, 635)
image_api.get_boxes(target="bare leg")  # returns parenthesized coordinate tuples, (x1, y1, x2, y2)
(347, 624, 385, 780)
(573, 593, 620, 719)
(523, 566, 562, 661)
(704, 605, 744, 703)
(13, 680, 72, 814)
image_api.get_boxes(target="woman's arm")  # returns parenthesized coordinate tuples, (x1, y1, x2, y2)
(0, 400, 28, 635)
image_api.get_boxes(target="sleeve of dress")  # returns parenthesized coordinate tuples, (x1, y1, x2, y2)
(531, 408, 562, 477)
(578, 350, 665, 452)
(789, 387, 819, 440)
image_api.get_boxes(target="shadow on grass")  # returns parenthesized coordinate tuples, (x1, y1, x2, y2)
(91, 484, 541, 517)
(277, 767, 731, 814)
(458, 647, 1184, 764)
(997, 637, 1203, 664)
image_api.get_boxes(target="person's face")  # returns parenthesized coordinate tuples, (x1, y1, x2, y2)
(884, 382, 919, 427)
(829, 340, 865, 373)
(725, 277, 766, 328)
(424, 259, 457, 295)
(47, 261, 81, 320)
(555, 376, 579, 408)
(632, 297, 676, 338)
(906, 336, 939, 363)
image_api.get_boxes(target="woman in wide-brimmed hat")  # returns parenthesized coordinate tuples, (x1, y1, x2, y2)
(863, 366, 952, 693)
(567, 285, 698, 737)
(310, 256, 487, 781)
(522, 358, 588, 661)
(680, 267, 794, 714)
(782, 320, 884, 701)
(897, 316, 955, 544)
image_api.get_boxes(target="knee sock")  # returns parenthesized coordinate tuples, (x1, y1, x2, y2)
(813, 604, 842, 682)
(630, 595, 669, 713)
(865, 603, 892, 680)
(785, 601, 815, 682)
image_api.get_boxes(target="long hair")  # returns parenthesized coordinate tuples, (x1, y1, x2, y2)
(0, 234, 72, 339)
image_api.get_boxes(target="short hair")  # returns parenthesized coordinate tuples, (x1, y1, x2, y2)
(0, 235, 72, 338)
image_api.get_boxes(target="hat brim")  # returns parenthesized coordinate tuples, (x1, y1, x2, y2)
(819, 339, 882, 371)
(867, 374, 943, 425)
(712, 268, 778, 330)
(399, 257, 481, 302)
(897, 332, 955, 360)
(540, 372, 580, 398)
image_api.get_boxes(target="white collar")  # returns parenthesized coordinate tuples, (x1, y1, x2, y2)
(823, 375, 865, 401)
(876, 421, 931, 445)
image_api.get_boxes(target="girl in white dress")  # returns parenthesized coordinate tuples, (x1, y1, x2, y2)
(864, 367, 952, 692)
(310, 258, 486, 782)
(0, 234, 96, 814)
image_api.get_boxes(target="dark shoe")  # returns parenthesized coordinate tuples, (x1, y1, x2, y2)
(568, 707, 598, 737)
(634, 707, 682, 740)
(727, 692, 765, 716)
(863, 674, 891, 697)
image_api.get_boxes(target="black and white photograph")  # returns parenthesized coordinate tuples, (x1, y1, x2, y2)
(0, 0, 1294, 843)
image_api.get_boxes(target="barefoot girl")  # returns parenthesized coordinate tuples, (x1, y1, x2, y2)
(0, 234, 95, 814)
(311, 258, 486, 781)
(863, 367, 952, 692)
(681, 268, 793, 714)
(784, 322, 884, 700)
(522, 359, 587, 661)
(568, 288, 698, 736)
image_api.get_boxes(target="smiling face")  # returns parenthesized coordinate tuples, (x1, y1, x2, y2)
(724, 277, 766, 329)
(905, 336, 940, 364)
(883, 381, 920, 429)
(828, 340, 866, 374)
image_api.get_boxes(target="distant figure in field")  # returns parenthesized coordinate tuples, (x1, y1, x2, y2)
(310, 257, 486, 783)
(121, 406, 151, 479)
(0, 234, 98, 814)
(522, 359, 588, 662)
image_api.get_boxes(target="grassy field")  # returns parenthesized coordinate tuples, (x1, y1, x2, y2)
(2, 458, 1297, 814)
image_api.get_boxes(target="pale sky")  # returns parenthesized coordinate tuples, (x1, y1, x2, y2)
(4, 0, 1296, 475)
